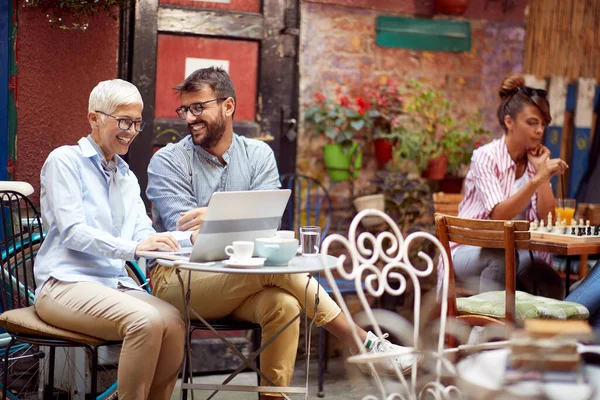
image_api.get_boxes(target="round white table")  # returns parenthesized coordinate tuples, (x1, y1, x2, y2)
(154, 254, 339, 400)
(170, 254, 338, 274)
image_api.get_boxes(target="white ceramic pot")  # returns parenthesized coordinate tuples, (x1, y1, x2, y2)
(353, 194, 385, 227)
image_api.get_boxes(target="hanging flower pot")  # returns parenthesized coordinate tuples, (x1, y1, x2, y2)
(439, 175, 465, 194)
(353, 194, 385, 227)
(433, 0, 469, 15)
(323, 142, 363, 183)
(373, 138, 395, 169)
(421, 155, 448, 180)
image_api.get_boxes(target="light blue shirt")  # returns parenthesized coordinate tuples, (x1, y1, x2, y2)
(34, 137, 184, 296)
(147, 134, 281, 232)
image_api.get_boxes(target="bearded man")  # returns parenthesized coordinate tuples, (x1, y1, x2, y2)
(146, 67, 417, 399)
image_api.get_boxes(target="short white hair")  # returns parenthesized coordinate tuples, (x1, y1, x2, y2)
(88, 79, 143, 114)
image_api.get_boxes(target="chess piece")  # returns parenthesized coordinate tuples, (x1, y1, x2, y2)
(547, 212, 553, 229)
(531, 220, 538, 230)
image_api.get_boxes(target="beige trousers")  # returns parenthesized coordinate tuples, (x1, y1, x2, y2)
(151, 265, 341, 390)
(35, 278, 186, 400)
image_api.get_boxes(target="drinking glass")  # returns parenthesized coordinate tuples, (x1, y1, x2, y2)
(556, 198, 576, 223)
(299, 226, 321, 257)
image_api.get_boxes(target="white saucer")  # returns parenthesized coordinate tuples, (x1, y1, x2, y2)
(222, 257, 266, 269)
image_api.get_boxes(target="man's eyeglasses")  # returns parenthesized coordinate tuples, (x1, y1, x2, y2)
(516, 86, 548, 98)
(175, 98, 227, 120)
(96, 111, 147, 132)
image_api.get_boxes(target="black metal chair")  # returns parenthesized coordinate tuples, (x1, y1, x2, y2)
(280, 173, 357, 397)
(180, 318, 261, 400)
(0, 184, 120, 399)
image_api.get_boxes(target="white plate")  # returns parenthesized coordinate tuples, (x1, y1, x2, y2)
(222, 257, 266, 269)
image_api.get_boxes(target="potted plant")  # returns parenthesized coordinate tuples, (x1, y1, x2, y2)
(391, 80, 453, 180)
(304, 92, 373, 182)
(370, 170, 436, 262)
(364, 80, 405, 169)
(433, 0, 470, 15)
(440, 113, 493, 192)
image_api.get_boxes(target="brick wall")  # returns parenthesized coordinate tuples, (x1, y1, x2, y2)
(298, 0, 526, 234)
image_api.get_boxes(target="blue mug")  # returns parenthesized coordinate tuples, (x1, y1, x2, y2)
(254, 237, 299, 265)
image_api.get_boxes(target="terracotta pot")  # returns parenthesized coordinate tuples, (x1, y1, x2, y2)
(433, 0, 469, 15)
(422, 155, 448, 180)
(373, 138, 395, 169)
(439, 176, 465, 194)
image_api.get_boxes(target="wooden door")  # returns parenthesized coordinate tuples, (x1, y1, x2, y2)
(125, 0, 300, 205)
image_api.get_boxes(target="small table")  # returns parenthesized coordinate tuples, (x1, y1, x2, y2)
(456, 347, 600, 400)
(529, 239, 600, 295)
(155, 255, 338, 400)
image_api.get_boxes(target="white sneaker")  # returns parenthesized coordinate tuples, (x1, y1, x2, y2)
(354, 331, 421, 376)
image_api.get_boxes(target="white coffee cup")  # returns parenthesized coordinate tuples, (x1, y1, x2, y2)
(224, 241, 254, 262)
(275, 230, 295, 239)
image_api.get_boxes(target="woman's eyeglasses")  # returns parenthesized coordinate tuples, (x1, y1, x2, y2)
(96, 111, 147, 132)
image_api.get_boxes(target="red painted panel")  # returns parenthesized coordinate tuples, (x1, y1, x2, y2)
(16, 7, 119, 199)
(155, 35, 258, 122)
(159, 0, 259, 13)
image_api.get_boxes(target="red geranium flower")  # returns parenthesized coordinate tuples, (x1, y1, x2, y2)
(314, 92, 326, 104)
(356, 97, 370, 115)
(339, 96, 350, 108)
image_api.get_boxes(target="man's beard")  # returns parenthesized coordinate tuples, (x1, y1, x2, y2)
(189, 112, 227, 149)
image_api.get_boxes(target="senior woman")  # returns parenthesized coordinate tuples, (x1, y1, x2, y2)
(34, 79, 193, 400)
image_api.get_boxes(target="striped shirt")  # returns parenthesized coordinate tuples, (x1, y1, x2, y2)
(437, 135, 551, 293)
(146, 134, 281, 232)
(454, 134, 549, 258)
(457, 134, 538, 223)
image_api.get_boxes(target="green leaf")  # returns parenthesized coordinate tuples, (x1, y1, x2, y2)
(350, 120, 365, 131)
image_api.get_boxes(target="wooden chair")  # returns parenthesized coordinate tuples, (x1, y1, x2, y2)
(434, 213, 529, 335)
(434, 213, 589, 341)
(432, 192, 464, 217)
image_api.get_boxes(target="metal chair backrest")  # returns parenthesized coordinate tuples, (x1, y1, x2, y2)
(0, 188, 44, 312)
(321, 209, 455, 399)
(280, 173, 332, 240)
(434, 213, 530, 326)
(432, 192, 464, 217)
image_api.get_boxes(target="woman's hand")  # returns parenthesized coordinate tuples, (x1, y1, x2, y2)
(135, 233, 180, 255)
(528, 145, 568, 183)
(177, 207, 207, 231)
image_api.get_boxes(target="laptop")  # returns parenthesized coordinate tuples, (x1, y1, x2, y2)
(140, 189, 291, 262)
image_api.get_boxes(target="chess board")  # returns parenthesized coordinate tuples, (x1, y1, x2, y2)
(530, 229, 600, 243)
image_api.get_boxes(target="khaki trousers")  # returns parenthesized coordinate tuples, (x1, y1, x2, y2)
(35, 278, 186, 400)
(151, 265, 341, 389)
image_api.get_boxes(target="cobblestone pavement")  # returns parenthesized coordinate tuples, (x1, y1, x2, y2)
(170, 356, 409, 399)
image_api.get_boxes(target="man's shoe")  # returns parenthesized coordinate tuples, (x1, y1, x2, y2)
(354, 331, 422, 376)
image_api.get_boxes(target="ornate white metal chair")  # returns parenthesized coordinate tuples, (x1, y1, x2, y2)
(320, 209, 460, 400)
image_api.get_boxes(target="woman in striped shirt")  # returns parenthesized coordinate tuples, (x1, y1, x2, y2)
(452, 74, 567, 299)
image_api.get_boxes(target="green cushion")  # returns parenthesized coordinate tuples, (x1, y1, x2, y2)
(456, 291, 589, 322)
